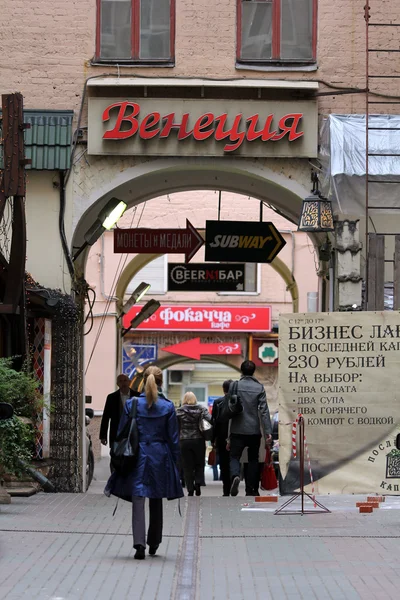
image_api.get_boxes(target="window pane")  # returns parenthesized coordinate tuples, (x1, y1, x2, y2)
(241, 1, 272, 60)
(281, 0, 313, 60)
(245, 263, 257, 292)
(100, 0, 132, 59)
(184, 386, 206, 405)
(125, 255, 167, 296)
(140, 0, 171, 60)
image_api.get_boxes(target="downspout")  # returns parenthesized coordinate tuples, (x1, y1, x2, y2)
(100, 234, 118, 301)
(58, 171, 75, 281)
(291, 232, 295, 282)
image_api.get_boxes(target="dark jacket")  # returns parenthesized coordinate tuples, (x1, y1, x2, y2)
(104, 392, 183, 501)
(211, 396, 229, 445)
(229, 376, 272, 436)
(176, 404, 211, 440)
(99, 388, 139, 446)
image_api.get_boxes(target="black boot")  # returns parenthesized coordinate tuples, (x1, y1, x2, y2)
(188, 489, 194, 496)
(195, 484, 201, 497)
(149, 545, 159, 556)
(134, 545, 145, 560)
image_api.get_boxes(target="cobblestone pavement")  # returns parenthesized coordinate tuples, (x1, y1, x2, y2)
(1, 459, 400, 600)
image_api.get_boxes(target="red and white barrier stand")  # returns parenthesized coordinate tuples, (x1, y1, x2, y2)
(275, 414, 331, 515)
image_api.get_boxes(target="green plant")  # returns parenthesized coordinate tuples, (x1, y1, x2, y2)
(0, 416, 34, 477)
(0, 357, 42, 419)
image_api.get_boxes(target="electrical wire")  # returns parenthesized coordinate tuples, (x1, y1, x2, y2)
(84, 203, 147, 375)
(83, 287, 96, 336)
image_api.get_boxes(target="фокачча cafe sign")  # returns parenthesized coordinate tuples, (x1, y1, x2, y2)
(88, 97, 318, 158)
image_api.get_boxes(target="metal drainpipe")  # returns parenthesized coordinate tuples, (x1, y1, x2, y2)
(58, 171, 75, 281)
(291, 232, 295, 281)
(100, 233, 118, 301)
(99, 234, 122, 375)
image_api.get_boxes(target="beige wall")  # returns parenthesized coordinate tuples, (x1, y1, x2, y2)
(24, 171, 73, 291)
(84, 191, 318, 411)
(1, 1, 398, 115)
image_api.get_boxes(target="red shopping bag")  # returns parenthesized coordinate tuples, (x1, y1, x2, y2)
(208, 448, 216, 466)
(260, 446, 277, 491)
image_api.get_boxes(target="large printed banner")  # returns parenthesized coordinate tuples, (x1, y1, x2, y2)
(279, 312, 400, 495)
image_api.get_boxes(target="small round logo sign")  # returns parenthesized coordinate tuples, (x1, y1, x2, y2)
(170, 265, 187, 285)
(258, 342, 278, 364)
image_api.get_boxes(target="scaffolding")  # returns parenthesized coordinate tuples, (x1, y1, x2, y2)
(365, 2, 400, 310)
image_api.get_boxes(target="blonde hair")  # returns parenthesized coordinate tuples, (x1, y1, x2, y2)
(182, 391, 197, 406)
(143, 366, 163, 409)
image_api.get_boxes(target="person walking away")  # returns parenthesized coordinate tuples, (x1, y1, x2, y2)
(229, 361, 272, 497)
(176, 392, 212, 496)
(100, 373, 140, 471)
(211, 380, 232, 496)
(104, 366, 183, 560)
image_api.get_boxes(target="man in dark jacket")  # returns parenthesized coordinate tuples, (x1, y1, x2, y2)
(229, 360, 272, 497)
(212, 380, 232, 497)
(100, 374, 139, 469)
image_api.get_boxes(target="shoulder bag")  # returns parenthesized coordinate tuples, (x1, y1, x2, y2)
(215, 381, 243, 423)
(110, 398, 139, 476)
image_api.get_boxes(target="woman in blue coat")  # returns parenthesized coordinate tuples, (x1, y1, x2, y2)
(105, 366, 183, 560)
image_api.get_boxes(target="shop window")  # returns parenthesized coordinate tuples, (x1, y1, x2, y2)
(96, 0, 175, 63)
(237, 0, 317, 65)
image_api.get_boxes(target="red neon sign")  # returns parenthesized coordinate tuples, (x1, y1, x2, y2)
(102, 102, 304, 153)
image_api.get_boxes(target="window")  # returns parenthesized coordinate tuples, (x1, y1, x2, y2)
(183, 385, 208, 407)
(237, 0, 317, 64)
(96, 0, 175, 63)
(218, 263, 261, 295)
(125, 255, 168, 297)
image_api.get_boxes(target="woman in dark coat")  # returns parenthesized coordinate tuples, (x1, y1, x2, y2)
(176, 392, 212, 497)
(105, 366, 183, 560)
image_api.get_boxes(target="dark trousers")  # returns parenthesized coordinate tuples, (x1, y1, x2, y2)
(180, 438, 206, 493)
(230, 433, 261, 495)
(131, 497, 163, 549)
(216, 440, 231, 496)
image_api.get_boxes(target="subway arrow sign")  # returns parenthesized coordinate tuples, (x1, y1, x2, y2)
(161, 338, 242, 360)
(114, 219, 204, 263)
(205, 220, 286, 263)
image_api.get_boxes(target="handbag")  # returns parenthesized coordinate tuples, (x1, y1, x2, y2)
(110, 398, 139, 476)
(199, 416, 214, 442)
(208, 448, 216, 466)
(260, 446, 278, 491)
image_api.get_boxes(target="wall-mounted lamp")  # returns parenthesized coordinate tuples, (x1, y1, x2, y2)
(121, 299, 161, 337)
(121, 282, 151, 315)
(298, 173, 334, 233)
(73, 197, 127, 261)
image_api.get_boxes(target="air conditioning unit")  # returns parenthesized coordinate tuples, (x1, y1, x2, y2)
(168, 370, 183, 385)
(168, 370, 190, 385)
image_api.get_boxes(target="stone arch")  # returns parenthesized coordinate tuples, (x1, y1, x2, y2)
(130, 355, 241, 393)
(116, 252, 299, 313)
(72, 156, 321, 267)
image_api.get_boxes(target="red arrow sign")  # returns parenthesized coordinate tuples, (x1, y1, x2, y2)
(161, 338, 242, 360)
(114, 219, 204, 263)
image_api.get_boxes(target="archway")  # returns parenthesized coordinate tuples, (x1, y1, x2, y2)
(72, 156, 323, 267)
(130, 355, 241, 393)
(116, 252, 299, 314)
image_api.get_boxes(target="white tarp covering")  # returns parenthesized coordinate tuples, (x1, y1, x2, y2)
(320, 114, 400, 216)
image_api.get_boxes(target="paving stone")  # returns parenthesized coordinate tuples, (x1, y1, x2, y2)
(0, 459, 400, 599)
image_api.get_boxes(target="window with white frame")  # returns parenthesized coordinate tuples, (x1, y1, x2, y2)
(125, 255, 168, 297)
(96, 0, 175, 63)
(237, 0, 317, 64)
